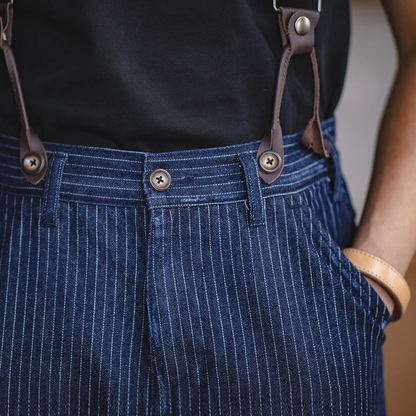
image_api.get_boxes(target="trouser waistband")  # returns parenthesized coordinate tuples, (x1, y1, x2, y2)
(0, 117, 340, 211)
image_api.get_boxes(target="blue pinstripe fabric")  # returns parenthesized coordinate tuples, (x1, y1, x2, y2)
(0, 118, 391, 415)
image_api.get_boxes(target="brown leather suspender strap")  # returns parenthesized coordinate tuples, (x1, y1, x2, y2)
(301, 46, 330, 158)
(256, 7, 330, 185)
(1, 2, 326, 186)
(0, 1, 48, 185)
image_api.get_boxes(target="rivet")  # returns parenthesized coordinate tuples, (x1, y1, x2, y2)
(294, 16, 311, 36)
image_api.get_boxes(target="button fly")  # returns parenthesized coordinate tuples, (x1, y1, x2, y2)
(149, 169, 172, 191)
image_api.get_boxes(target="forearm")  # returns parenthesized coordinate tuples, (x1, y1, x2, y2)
(353, 55, 416, 276)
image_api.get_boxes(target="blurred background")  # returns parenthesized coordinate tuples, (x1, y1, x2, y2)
(336, 0, 416, 413)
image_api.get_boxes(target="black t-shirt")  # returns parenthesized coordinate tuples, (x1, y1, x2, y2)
(0, 0, 350, 152)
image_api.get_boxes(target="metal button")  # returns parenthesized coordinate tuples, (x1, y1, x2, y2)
(22, 152, 44, 175)
(258, 151, 282, 173)
(149, 169, 172, 191)
(294, 16, 311, 36)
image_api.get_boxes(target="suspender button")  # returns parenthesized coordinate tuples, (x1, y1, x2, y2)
(258, 151, 282, 173)
(22, 152, 45, 175)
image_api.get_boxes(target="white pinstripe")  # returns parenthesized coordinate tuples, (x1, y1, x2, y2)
(207, 206, 231, 415)
(188, 206, 211, 416)
(48, 202, 62, 413)
(225, 203, 252, 415)
(77, 206, 90, 412)
(97, 206, 109, 414)
(117, 208, 130, 415)
(127, 208, 139, 416)
(216, 204, 242, 415)
(315, 220, 341, 410)
(145, 361, 150, 415)
(197, 206, 221, 414)
(58, 204, 71, 411)
(301, 203, 334, 410)
(297, 204, 325, 414)
(280, 199, 305, 414)
(154, 209, 175, 412)
(168, 209, 192, 414)
(17, 198, 34, 414)
(88, 206, 100, 415)
(136, 207, 150, 414)
(67, 204, 80, 412)
(27, 200, 42, 414)
(340, 261, 358, 415)
(364, 285, 370, 415)
(38, 227, 51, 415)
(235, 204, 263, 410)
(288, 205, 317, 411)
(372, 306, 384, 415)
(368, 294, 376, 416)
(7, 197, 24, 413)
(177, 210, 201, 415)
(352, 274, 364, 412)
(0, 193, 11, 371)
(254, 222, 283, 414)
(107, 207, 119, 414)
(327, 235, 350, 415)
(61, 181, 140, 191)
(246, 215, 273, 413)
(135, 266, 148, 415)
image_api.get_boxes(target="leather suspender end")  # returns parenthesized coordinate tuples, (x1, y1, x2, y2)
(257, 7, 326, 185)
(20, 128, 48, 185)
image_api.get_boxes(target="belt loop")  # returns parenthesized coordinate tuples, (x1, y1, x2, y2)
(238, 152, 265, 227)
(40, 152, 68, 227)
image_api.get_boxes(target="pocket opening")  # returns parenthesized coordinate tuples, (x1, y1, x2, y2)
(289, 182, 391, 329)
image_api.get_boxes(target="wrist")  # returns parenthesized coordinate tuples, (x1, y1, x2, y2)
(352, 223, 412, 276)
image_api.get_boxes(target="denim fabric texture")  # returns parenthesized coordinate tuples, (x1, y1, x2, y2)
(0, 118, 391, 415)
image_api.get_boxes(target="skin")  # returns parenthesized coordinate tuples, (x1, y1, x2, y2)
(352, 0, 416, 316)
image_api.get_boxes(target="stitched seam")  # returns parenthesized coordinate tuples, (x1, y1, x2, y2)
(276, 48, 292, 121)
(345, 248, 402, 276)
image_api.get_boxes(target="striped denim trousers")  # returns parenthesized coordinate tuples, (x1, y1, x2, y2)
(0, 117, 390, 415)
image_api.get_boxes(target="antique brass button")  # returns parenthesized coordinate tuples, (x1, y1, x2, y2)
(22, 152, 44, 175)
(149, 169, 172, 191)
(258, 151, 282, 173)
(294, 16, 311, 36)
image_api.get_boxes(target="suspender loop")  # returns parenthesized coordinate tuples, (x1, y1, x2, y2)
(256, 6, 330, 185)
